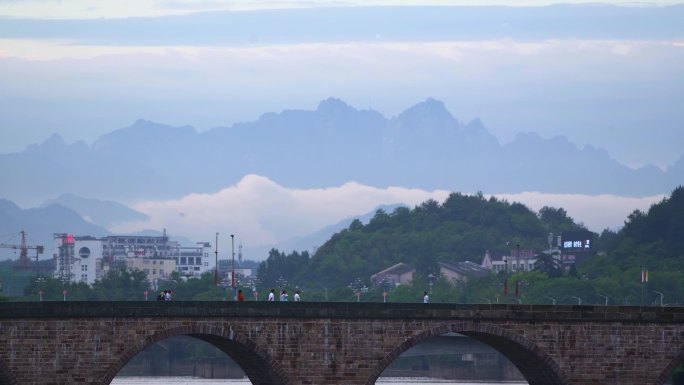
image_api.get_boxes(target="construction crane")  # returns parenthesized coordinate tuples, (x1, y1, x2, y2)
(0, 230, 44, 268)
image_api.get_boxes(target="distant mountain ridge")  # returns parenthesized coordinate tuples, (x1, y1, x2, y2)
(0, 199, 110, 260)
(1, 98, 681, 206)
(40, 194, 148, 228)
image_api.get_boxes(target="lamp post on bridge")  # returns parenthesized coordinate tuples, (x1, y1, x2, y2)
(231, 234, 236, 301)
(653, 290, 664, 307)
(597, 294, 608, 306)
(427, 273, 435, 294)
(214, 232, 219, 287)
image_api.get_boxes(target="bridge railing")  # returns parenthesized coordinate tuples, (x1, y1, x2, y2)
(1, 301, 682, 322)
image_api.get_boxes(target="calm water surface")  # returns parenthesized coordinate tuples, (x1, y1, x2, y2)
(112, 377, 527, 385)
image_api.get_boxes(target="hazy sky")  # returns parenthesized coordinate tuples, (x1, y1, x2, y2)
(1, 0, 681, 256)
(1, 1, 683, 19)
(1, 1, 683, 169)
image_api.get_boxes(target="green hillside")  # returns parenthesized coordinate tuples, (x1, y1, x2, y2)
(256, 187, 684, 305)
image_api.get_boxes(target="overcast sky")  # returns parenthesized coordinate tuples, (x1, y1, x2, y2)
(1, 0, 683, 169)
(1, 1, 682, 252)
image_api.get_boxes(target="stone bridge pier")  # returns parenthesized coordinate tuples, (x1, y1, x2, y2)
(1, 301, 683, 385)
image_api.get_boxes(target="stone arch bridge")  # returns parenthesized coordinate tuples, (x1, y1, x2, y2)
(1, 301, 683, 385)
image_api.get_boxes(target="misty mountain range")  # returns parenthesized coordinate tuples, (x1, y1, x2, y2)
(1, 97, 681, 208)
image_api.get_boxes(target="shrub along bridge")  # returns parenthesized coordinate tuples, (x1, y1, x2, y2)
(0, 301, 683, 385)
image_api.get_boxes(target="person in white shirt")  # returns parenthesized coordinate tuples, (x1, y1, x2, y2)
(268, 289, 275, 302)
(423, 291, 429, 304)
(280, 290, 288, 301)
(294, 291, 301, 302)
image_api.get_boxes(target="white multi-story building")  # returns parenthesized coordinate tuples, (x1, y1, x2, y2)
(169, 242, 213, 277)
(53, 234, 102, 285)
(54, 231, 216, 285)
(481, 249, 538, 273)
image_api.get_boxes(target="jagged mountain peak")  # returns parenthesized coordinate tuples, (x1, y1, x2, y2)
(394, 97, 457, 127)
(92, 119, 197, 150)
(316, 97, 357, 115)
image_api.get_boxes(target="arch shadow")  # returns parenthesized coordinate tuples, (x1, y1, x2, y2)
(99, 324, 290, 385)
(367, 322, 570, 385)
(0, 360, 17, 385)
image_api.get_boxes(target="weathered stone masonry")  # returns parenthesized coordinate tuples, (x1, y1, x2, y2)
(1, 302, 684, 385)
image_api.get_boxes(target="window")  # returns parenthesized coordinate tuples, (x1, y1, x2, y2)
(144, 269, 150, 274)
(78, 247, 90, 259)
(180, 257, 187, 265)
(143, 259, 150, 264)
(152, 269, 157, 275)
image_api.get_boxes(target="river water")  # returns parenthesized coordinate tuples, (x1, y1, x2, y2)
(111, 377, 527, 385)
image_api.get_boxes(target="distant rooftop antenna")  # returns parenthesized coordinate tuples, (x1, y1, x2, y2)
(238, 244, 243, 264)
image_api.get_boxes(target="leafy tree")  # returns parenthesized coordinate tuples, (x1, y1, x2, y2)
(534, 251, 562, 278)
(92, 268, 150, 300)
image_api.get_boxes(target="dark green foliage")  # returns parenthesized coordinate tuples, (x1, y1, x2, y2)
(256, 249, 311, 289)
(299, 192, 549, 289)
(91, 268, 151, 300)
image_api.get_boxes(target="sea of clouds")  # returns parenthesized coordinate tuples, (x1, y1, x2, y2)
(110, 174, 665, 251)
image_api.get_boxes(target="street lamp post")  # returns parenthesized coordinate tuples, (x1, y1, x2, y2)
(231, 234, 235, 300)
(570, 296, 582, 305)
(35, 276, 46, 301)
(221, 281, 228, 301)
(653, 290, 664, 307)
(598, 294, 608, 306)
(214, 232, 219, 287)
(544, 296, 556, 305)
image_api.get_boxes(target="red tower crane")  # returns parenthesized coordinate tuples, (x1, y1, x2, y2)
(0, 230, 44, 268)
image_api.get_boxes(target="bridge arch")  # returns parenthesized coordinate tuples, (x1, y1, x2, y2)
(98, 323, 291, 385)
(655, 350, 684, 385)
(0, 360, 17, 385)
(367, 321, 569, 385)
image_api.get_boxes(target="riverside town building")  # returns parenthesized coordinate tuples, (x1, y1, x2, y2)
(52, 230, 215, 286)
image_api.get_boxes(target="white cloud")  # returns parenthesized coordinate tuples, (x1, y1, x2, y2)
(495, 191, 664, 232)
(110, 174, 451, 247)
(110, 175, 663, 257)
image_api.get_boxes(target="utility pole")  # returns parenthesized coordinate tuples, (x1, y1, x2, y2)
(214, 232, 219, 287)
(231, 234, 235, 300)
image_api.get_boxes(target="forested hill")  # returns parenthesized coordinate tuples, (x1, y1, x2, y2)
(587, 186, 684, 276)
(259, 192, 585, 289)
(256, 187, 684, 306)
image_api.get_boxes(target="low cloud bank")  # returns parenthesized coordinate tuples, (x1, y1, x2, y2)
(110, 175, 664, 251)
